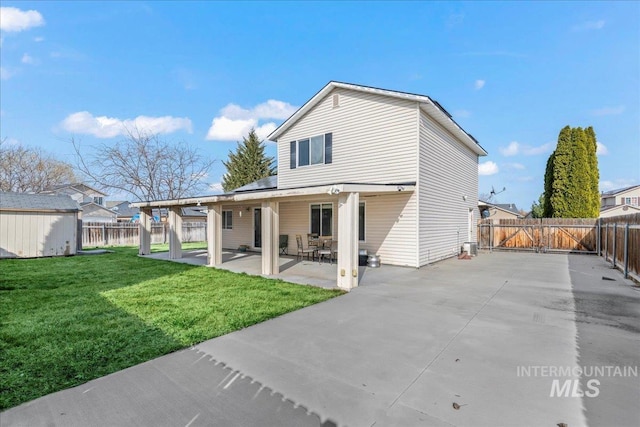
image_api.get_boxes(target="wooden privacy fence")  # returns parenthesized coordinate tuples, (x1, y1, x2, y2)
(82, 222, 207, 247)
(478, 214, 640, 281)
(478, 218, 598, 253)
(600, 213, 640, 282)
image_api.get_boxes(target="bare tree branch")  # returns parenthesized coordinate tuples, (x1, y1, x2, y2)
(72, 128, 215, 201)
(0, 140, 76, 193)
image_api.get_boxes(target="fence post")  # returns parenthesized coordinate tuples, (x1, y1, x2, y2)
(612, 223, 617, 268)
(596, 218, 601, 256)
(604, 223, 608, 262)
(489, 221, 493, 252)
(623, 223, 629, 278)
(102, 223, 107, 246)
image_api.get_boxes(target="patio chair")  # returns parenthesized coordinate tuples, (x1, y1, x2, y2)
(279, 234, 289, 255)
(307, 233, 319, 250)
(317, 239, 333, 264)
(296, 234, 315, 261)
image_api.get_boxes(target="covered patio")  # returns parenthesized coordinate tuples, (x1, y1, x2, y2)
(132, 182, 415, 290)
(142, 249, 402, 289)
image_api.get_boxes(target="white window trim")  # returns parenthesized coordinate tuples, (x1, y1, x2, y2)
(222, 210, 233, 230)
(309, 202, 334, 237)
(294, 134, 329, 168)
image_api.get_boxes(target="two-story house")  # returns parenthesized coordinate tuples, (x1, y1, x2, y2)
(600, 185, 640, 218)
(133, 82, 487, 289)
(43, 183, 117, 223)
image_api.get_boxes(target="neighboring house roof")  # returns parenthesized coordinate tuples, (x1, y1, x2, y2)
(106, 200, 127, 209)
(232, 176, 278, 193)
(43, 182, 107, 196)
(110, 201, 139, 218)
(601, 185, 640, 197)
(600, 204, 640, 214)
(478, 200, 522, 216)
(80, 201, 118, 217)
(267, 81, 487, 156)
(0, 192, 80, 212)
(182, 207, 206, 217)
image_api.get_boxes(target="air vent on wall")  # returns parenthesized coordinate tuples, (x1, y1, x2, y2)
(332, 94, 340, 108)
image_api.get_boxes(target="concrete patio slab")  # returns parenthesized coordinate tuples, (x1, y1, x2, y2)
(2, 252, 639, 427)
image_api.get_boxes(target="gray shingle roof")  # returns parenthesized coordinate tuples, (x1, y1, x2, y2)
(0, 192, 81, 212)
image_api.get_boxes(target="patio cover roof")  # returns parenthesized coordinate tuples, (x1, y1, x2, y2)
(131, 182, 415, 208)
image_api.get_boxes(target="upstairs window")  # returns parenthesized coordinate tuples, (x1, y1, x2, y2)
(290, 133, 332, 169)
(93, 196, 103, 206)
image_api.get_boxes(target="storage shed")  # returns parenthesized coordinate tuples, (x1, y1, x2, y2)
(0, 192, 81, 258)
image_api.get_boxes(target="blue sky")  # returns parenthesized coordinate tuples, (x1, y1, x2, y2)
(1, 1, 638, 210)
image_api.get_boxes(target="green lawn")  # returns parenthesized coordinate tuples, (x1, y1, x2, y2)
(0, 246, 343, 410)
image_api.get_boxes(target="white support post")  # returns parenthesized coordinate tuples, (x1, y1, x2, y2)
(139, 207, 152, 255)
(207, 204, 222, 267)
(261, 201, 279, 275)
(168, 206, 183, 259)
(337, 192, 359, 290)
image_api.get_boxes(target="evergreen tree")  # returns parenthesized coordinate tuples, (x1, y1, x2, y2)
(542, 125, 600, 218)
(549, 126, 573, 217)
(222, 129, 275, 192)
(566, 127, 590, 216)
(543, 152, 555, 217)
(584, 126, 600, 215)
(531, 193, 545, 218)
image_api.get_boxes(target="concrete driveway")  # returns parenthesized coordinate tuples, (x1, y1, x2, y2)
(2, 252, 639, 427)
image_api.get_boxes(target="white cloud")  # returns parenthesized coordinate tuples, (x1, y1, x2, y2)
(34, 36, 44, 42)
(505, 162, 525, 170)
(21, 53, 35, 64)
(208, 182, 224, 194)
(501, 141, 554, 156)
(478, 161, 499, 176)
(522, 142, 554, 156)
(596, 141, 608, 156)
(474, 79, 485, 90)
(454, 109, 471, 118)
(572, 20, 605, 31)
(591, 105, 625, 116)
(206, 99, 298, 141)
(0, 66, 12, 80)
(499, 141, 520, 156)
(0, 7, 45, 32)
(599, 179, 638, 192)
(61, 111, 193, 138)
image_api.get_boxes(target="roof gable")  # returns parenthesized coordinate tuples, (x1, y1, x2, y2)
(267, 81, 487, 156)
(44, 183, 107, 197)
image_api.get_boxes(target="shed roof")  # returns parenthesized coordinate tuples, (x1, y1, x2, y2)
(0, 192, 81, 212)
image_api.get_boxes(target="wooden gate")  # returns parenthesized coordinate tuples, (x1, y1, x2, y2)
(478, 218, 598, 253)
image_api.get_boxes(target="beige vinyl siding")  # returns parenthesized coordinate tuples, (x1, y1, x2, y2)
(220, 205, 259, 250)
(360, 192, 417, 267)
(418, 110, 479, 265)
(279, 200, 325, 255)
(277, 88, 418, 188)
(277, 193, 417, 267)
(0, 211, 77, 258)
